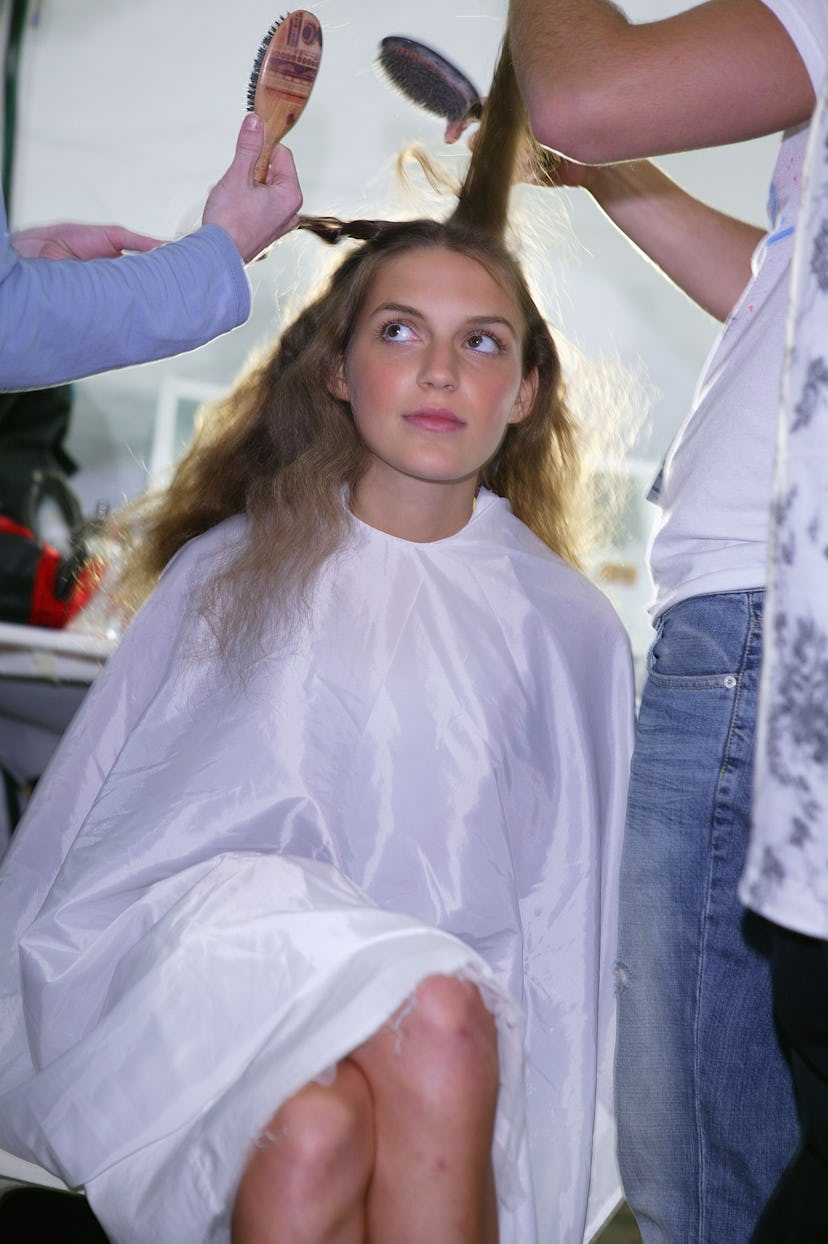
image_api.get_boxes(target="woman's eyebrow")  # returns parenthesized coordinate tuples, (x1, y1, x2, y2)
(368, 301, 423, 318)
(465, 314, 519, 335)
(369, 302, 519, 335)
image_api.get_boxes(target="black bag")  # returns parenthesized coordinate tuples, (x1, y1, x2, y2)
(0, 389, 103, 629)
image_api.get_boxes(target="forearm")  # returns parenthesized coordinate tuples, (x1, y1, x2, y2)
(0, 225, 250, 390)
(580, 159, 764, 320)
(508, 0, 815, 162)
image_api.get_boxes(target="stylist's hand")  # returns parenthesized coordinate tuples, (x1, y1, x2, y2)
(459, 101, 596, 191)
(203, 113, 303, 263)
(531, 149, 596, 190)
(12, 223, 163, 260)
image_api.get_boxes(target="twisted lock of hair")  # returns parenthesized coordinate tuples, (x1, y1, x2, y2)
(450, 37, 523, 237)
(296, 216, 391, 245)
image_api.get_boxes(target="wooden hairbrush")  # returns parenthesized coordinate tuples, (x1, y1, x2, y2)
(376, 35, 483, 143)
(247, 10, 323, 182)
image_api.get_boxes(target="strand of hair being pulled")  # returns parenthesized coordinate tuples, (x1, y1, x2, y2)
(298, 36, 526, 247)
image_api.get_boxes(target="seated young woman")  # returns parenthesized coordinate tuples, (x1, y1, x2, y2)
(0, 43, 633, 1244)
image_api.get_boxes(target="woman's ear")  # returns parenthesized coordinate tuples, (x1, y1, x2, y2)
(509, 367, 539, 425)
(329, 356, 350, 402)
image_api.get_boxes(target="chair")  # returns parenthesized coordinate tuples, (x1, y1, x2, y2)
(0, 1146, 71, 1192)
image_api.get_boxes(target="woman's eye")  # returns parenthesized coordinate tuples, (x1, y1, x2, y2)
(380, 321, 416, 342)
(467, 331, 501, 354)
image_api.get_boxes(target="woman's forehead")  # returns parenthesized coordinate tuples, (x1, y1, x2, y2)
(360, 245, 523, 322)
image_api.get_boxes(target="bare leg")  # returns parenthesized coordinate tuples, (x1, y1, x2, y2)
(231, 1060, 374, 1244)
(231, 974, 500, 1244)
(350, 974, 500, 1244)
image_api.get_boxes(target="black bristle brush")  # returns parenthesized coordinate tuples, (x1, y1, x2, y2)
(246, 10, 323, 182)
(376, 35, 484, 142)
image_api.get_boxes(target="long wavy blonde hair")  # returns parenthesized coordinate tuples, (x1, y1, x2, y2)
(117, 41, 583, 648)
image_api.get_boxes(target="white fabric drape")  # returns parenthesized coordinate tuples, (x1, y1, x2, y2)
(0, 490, 633, 1243)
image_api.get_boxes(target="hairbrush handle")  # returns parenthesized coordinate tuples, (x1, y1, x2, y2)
(249, 10, 323, 184)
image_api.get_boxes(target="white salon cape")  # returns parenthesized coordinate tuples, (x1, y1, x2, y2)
(0, 489, 633, 1244)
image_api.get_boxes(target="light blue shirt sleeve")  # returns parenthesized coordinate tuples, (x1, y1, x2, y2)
(0, 190, 251, 391)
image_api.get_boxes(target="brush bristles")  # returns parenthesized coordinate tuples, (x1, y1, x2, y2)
(376, 36, 482, 124)
(247, 13, 288, 110)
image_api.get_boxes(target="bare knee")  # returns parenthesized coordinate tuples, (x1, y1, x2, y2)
(413, 975, 497, 1041)
(399, 975, 499, 1097)
(232, 1064, 373, 1242)
(272, 1076, 371, 1173)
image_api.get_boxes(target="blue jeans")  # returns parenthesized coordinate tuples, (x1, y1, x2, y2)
(616, 590, 799, 1244)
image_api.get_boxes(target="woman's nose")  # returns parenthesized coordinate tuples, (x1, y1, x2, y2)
(418, 340, 458, 389)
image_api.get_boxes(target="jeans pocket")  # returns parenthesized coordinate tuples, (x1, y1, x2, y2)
(646, 597, 746, 689)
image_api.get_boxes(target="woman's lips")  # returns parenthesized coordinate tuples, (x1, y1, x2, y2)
(402, 409, 465, 432)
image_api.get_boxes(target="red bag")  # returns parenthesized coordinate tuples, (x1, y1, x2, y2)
(0, 471, 103, 629)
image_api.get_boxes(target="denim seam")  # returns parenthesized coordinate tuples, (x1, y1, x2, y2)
(692, 600, 756, 1244)
(644, 674, 737, 690)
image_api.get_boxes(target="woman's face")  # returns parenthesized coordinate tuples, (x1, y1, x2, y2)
(333, 246, 537, 534)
